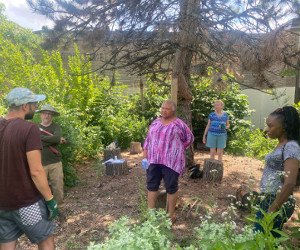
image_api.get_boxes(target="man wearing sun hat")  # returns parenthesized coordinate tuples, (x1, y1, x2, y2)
(0, 88, 58, 249)
(37, 104, 65, 207)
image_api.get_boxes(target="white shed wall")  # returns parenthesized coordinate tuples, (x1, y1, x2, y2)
(242, 87, 295, 129)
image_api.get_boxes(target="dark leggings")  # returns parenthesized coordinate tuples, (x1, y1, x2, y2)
(254, 193, 295, 238)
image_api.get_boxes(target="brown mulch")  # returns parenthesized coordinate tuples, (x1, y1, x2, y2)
(17, 151, 300, 249)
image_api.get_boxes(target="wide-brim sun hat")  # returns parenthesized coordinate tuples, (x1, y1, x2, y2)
(36, 104, 60, 116)
(5, 87, 46, 106)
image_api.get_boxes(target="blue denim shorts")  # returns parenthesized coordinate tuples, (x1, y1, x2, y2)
(146, 164, 180, 194)
(0, 199, 55, 244)
(206, 132, 227, 149)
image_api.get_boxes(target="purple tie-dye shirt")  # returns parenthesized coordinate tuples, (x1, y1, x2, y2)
(143, 118, 194, 175)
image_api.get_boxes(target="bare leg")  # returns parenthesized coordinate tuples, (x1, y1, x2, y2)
(167, 191, 178, 221)
(38, 235, 55, 250)
(210, 148, 216, 159)
(0, 241, 17, 250)
(147, 191, 159, 209)
(217, 148, 224, 162)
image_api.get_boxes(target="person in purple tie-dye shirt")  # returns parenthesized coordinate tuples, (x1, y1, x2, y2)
(143, 100, 194, 223)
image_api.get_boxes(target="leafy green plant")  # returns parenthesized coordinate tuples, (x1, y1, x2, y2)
(88, 210, 173, 250)
(227, 127, 277, 159)
(246, 209, 289, 249)
(97, 108, 148, 149)
(183, 209, 289, 250)
(129, 79, 169, 122)
(0, 19, 104, 185)
(188, 220, 256, 249)
(0, 17, 150, 185)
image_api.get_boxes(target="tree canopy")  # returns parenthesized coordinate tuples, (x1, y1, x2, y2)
(27, 0, 300, 165)
(28, 0, 300, 85)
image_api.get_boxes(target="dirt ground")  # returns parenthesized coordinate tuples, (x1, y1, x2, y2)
(18, 150, 300, 249)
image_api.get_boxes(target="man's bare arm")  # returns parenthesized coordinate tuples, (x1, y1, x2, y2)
(26, 150, 53, 201)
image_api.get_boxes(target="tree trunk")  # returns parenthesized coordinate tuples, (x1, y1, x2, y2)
(171, 0, 200, 168)
(130, 141, 142, 154)
(105, 161, 128, 176)
(203, 159, 223, 182)
(177, 99, 194, 167)
(110, 41, 117, 87)
(235, 184, 259, 211)
(171, 75, 178, 105)
(294, 57, 300, 104)
(139, 78, 145, 112)
(103, 148, 121, 161)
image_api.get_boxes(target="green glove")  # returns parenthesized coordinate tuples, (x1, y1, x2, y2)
(45, 198, 59, 220)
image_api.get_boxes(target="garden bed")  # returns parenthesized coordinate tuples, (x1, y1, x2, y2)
(18, 150, 300, 249)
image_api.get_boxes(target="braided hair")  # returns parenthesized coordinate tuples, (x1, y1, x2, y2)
(270, 106, 300, 143)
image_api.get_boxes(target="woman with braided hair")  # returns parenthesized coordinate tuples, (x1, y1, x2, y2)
(255, 106, 300, 237)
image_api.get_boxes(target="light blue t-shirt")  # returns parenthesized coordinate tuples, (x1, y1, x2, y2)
(260, 140, 300, 194)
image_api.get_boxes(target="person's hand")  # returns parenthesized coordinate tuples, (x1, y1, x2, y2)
(45, 197, 59, 220)
(202, 137, 206, 144)
(141, 158, 149, 170)
(220, 124, 226, 129)
(142, 150, 147, 158)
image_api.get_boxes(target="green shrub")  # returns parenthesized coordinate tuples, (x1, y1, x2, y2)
(86, 208, 290, 250)
(183, 209, 289, 250)
(185, 221, 287, 250)
(0, 29, 103, 187)
(56, 110, 103, 187)
(98, 111, 148, 149)
(186, 220, 256, 250)
(86, 81, 149, 149)
(0, 18, 149, 183)
(88, 210, 172, 250)
(227, 127, 277, 160)
(129, 80, 169, 122)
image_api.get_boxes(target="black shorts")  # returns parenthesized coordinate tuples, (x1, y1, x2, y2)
(146, 164, 180, 194)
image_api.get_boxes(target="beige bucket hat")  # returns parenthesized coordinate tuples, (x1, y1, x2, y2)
(36, 104, 60, 116)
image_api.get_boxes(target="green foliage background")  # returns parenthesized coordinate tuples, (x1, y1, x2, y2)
(0, 13, 147, 186)
(129, 80, 169, 122)
(0, 9, 280, 185)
